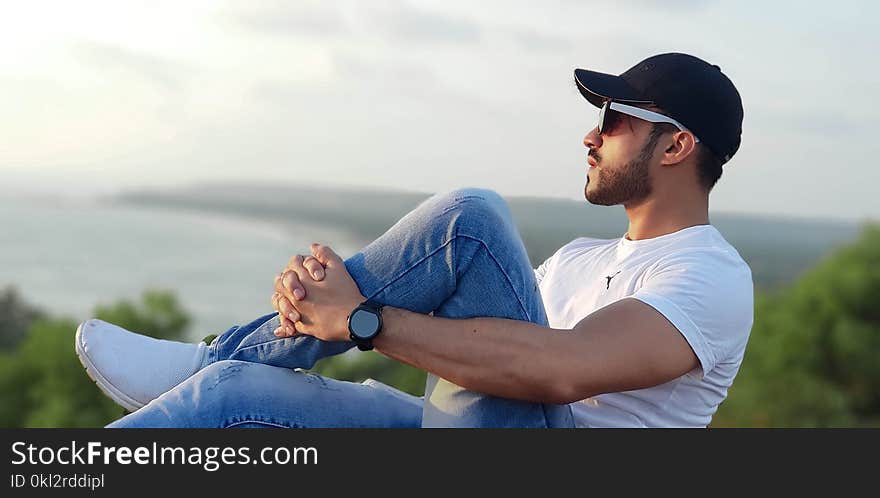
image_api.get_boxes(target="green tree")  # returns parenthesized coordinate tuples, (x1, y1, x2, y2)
(92, 290, 190, 341)
(0, 290, 190, 428)
(714, 224, 880, 427)
(312, 352, 427, 397)
(0, 286, 45, 351)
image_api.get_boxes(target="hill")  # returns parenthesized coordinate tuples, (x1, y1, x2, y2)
(114, 183, 860, 289)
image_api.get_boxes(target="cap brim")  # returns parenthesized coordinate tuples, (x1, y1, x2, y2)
(573, 68, 652, 108)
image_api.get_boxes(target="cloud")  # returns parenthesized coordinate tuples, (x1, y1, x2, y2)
(230, 0, 482, 46)
(747, 107, 867, 138)
(368, 0, 482, 45)
(4, 1, 877, 221)
(559, 0, 718, 8)
(507, 28, 574, 53)
(234, 3, 350, 38)
(71, 40, 192, 93)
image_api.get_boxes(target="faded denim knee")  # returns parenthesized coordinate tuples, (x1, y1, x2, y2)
(432, 187, 516, 235)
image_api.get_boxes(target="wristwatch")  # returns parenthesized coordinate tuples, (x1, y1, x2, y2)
(347, 300, 384, 351)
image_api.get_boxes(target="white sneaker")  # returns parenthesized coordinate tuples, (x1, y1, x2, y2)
(75, 319, 209, 411)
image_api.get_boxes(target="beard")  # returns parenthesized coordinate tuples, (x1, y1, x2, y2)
(585, 129, 662, 206)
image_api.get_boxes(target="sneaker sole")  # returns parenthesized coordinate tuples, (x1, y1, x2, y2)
(75, 321, 145, 413)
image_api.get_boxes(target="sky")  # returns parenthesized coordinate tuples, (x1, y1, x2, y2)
(0, 0, 877, 222)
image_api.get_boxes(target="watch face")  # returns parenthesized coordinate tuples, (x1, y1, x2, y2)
(349, 309, 380, 339)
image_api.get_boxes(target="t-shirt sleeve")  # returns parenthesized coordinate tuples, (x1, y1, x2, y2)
(631, 250, 754, 378)
(533, 254, 555, 286)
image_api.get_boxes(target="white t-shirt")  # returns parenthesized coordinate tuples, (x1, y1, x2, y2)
(535, 224, 754, 428)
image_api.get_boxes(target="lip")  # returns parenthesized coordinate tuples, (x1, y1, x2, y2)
(587, 156, 597, 168)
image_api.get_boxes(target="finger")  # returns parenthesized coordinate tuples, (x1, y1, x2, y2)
(302, 256, 325, 281)
(280, 270, 306, 300)
(273, 273, 283, 294)
(272, 292, 289, 317)
(277, 296, 300, 323)
(287, 254, 304, 270)
(275, 322, 305, 338)
(310, 243, 344, 268)
(274, 313, 290, 336)
(275, 278, 296, 310)
(274, 273, 296, 302)
(275, 275, 295, 306)
(274, 323, 296, 337)
(279, 321, 298, 338)
(274, 310, 299, 337)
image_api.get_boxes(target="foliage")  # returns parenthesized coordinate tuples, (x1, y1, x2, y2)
(0, 286, 45, 351)
(312, 352, 427, 397)
(713, 224, 880, 427)
(1, 224, 878, 427)
(90, 290, 190, 342)
(0, 290, 190, 428)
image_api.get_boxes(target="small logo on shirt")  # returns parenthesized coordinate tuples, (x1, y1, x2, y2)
(605, 271, 621, 290)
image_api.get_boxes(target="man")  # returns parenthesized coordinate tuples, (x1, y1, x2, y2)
(77, 52, 753, 428)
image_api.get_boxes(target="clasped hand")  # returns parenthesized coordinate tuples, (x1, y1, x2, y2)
(270, 243, 365, 342)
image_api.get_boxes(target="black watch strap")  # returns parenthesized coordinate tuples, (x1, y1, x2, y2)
(349, 300, 384, 351)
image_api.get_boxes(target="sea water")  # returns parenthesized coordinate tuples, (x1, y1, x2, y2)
(0, 196, 362, 341)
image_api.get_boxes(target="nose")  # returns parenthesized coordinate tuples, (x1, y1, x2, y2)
(584, 126, 602, 150)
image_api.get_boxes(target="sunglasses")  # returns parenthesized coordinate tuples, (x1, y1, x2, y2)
(598, 101, 700, 143)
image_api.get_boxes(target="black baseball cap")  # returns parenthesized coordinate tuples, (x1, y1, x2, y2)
(574, 53, 743, 164)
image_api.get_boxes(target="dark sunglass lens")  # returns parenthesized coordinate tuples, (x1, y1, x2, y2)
(602, 108, 623, 135)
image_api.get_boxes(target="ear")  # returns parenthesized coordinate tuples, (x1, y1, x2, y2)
(659, 131, 698, 167)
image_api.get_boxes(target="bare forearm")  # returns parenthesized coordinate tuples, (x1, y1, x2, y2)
(276, 246, 699, 404)
(373, 307, 577, 404)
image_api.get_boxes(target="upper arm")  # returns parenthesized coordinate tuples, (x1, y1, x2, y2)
(564, 298, 700, 400)
(560, 250, 753, 401)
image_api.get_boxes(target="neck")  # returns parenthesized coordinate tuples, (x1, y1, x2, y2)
(623, 190, 710, 241)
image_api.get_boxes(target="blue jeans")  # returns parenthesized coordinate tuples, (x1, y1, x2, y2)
(108, 188, 574, 428)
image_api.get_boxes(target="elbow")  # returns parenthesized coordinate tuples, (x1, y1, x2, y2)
(528, 363, 592, 405)
(547, 386, 583, 405)
(543, 379, 592, 405)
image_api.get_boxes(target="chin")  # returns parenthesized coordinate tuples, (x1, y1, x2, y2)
(584, 186, 600, 205)
(585, 187, 615, 206)
(584, 176, 598, 200)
